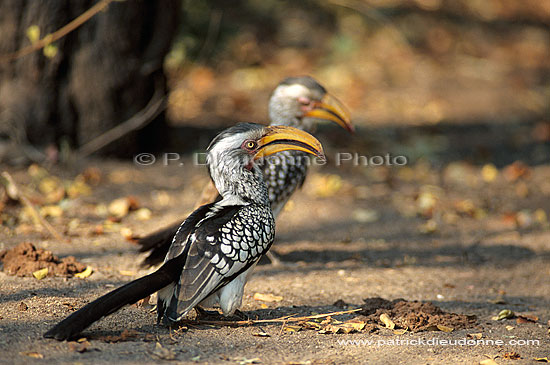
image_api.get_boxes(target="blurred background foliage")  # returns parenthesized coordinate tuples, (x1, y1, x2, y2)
(163, 0, 549, 134)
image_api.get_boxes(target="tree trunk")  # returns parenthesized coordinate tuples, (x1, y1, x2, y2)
(0, 0, 179, 160)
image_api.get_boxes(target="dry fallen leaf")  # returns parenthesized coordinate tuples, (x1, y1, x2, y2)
(380, 313, 395, 329)
(516, 314, 538, 324)
(253, 293, 283, 302)
(28, 164, 48, 179)
(503, 352, 520, 360)
(68, 340, 90, 353)
(94, 203, 109, 217)
(252, 332, 270, 337)
(455, 199, 476, 216)
(32, 267, 48, 280)
(480, 359, 499, 365)
(481, 164, 498, 182)
(437, 324, 454, 332)
(20, 352, 43, 359)
(39, 176, 63, 197)
(321, 320, 366, 334)
(150, 342, 175, 360)
(503, 161, 531, 182)
(416, 190, 438, 217)
(101, 329, 139, 343)
(468, 333, 483, 339)
(18, 302, 28, 311)
(283, 325, 302, 333)
(534, 357, 549, 362)
(393, 328, 408, 335)
(493, 309, 514, 320)
(346, 320, 367, 332)
(40, 205, 63, 218)
(534, 209, 548, 225)
(301, 321, 322, 330)
(108, 198, 131, 218)
(82, 167, 102, 185)
(120, 227, 134, 241)
(66, 178, 92, 199)
(135, 208, 152, 221)
(74, 266, 93, 279)
(152, 191, 171, 206)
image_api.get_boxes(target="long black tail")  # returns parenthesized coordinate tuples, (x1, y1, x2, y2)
(44, 258, 182, 341)
(137, 222, 181, 267)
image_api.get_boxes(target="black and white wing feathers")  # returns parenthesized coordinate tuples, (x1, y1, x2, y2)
(158, 203, 275, 323)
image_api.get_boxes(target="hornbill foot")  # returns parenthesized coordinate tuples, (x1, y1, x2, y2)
(232, 309, 249, 321)
(194, 307, 248, 321)
(194, 307, 222, 319)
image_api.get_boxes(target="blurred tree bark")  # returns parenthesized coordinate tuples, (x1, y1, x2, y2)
(0, 0, 179, 160)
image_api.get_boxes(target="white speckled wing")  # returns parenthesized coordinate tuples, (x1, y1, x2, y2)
(159, 203, 275, 322)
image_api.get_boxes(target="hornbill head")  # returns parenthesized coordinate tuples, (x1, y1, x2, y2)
(207, 123, 325, 204)
(268, 76, 354, 133)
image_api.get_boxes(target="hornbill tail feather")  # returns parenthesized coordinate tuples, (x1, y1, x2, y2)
(44, 263, 176, 341)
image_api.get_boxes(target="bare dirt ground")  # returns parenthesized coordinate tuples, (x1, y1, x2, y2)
(1, 129, 550, 364)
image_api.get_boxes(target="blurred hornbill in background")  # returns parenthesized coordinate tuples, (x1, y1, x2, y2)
(138, 76, 353, 267)
(44, 123, 325, 341)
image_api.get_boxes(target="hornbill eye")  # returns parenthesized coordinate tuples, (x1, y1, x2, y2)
(244, 140, 257, 150)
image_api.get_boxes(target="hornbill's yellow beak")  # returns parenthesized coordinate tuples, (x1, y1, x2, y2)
(255, 126, 325, 160)
(304, 93, 354, 133)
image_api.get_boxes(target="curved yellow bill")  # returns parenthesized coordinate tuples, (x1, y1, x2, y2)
(255, 126, 325, 160)
(304, 93, 354, 133)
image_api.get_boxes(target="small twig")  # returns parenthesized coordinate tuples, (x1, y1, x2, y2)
(0, 0, 122, 64)
(77, 89, 166, 157)
(181, 308, 362, 327)
(1, 172, 68, 242)
(278, 318, 289, 335)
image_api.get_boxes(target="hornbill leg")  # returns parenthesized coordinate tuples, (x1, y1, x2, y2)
(266, 251, 283, 267)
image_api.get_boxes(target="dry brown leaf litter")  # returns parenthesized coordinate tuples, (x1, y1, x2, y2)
(359, 297, 477, 332)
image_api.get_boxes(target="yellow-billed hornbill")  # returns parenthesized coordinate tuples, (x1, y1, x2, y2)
(138, 76, 353, 266)
(44, 123, 324, 341)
